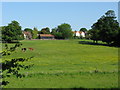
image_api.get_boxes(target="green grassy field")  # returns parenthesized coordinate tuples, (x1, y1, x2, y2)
(2, 39, 118, 88)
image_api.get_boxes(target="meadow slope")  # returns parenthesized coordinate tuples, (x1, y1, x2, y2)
(3, 39, 118, 88)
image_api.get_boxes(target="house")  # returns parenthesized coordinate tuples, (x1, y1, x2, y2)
(23, 31, 32, 40)
(72, 31, 85, 38)
(38, 34, 55, 39)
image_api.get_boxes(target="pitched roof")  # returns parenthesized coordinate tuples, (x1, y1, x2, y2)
(40, 34, 54, 37)
(23, 31, 31, 35)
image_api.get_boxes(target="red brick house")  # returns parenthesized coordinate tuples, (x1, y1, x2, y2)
(38, 34, 55, 39)
(23, 31, 32, 40)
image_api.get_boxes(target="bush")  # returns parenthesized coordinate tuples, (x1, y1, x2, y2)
(1, 43, 34, 86)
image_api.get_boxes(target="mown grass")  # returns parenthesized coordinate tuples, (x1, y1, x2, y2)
(2, 39, 118, 88)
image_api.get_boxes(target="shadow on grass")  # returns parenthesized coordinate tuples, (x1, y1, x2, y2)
(78, 41, 114, 47)
(2, 41, 20, 44)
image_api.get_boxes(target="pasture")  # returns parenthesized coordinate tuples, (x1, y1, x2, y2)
(2, 39, 118, 88)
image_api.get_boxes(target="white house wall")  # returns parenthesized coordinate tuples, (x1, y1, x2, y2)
(81, 32, 85, 37)
(76, 32, 80, 36)
(24, 34, 27, 39)
(74, 32, 85, 37)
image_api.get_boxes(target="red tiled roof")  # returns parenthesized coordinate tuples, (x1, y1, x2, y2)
(79, 31, 83, 34)
(40, 34, 54, 37)
(23, 31, 31, 35)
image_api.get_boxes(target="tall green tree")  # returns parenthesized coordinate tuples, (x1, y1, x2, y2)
(88, 29, 100, 43)
(113, 27, 120, 46)
(24, 28, 33, 34)
(80, 28, 87, 32)
(57, 23, 73, 39)
(51, 27, 57, 34)
(2, 21, 22, 43)
(51, 27, 63, 39)
(51, 23, 73, 39)
(40, 27, 50, 34)
(91, 10, 119, 44)
(32, 27, 38, 39)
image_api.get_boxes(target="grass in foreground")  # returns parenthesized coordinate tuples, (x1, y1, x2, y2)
(2, 39, 118, 88)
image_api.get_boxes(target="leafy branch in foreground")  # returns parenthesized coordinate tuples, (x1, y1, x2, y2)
(1, 43, 34, 86)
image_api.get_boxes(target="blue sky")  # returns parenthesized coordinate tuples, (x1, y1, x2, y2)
(2, 2, 118, 31)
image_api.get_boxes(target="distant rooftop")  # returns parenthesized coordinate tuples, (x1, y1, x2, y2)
(39, 34, 54, 37)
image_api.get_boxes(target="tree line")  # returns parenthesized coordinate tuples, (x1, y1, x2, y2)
(86, 10, 120, 46)
(1, 10, 120, 46)
(1, 22, 75, 42)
